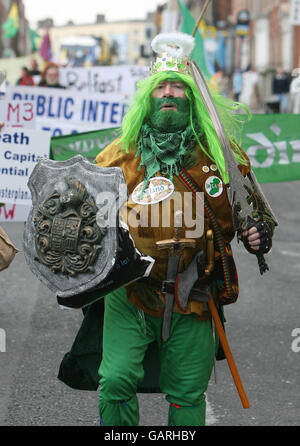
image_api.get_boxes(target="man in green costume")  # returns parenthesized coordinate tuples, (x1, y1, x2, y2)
(57, 32, 275, 426)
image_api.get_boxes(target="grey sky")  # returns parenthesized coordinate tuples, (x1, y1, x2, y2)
(22, 0, 165, 28)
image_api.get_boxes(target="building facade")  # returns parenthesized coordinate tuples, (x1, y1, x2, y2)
(230, 0, 296, 73)
(41, 15, 155, 66)
(157, 0, 299, 105)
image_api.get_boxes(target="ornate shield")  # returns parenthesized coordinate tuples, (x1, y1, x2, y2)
(23, 155, 128, 299)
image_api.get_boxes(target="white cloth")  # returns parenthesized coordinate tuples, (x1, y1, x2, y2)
(289, 76, 300, 113)
(239, 71, 259, 109)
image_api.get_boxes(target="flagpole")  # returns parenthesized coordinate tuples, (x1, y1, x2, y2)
(192, 0, 212, 37)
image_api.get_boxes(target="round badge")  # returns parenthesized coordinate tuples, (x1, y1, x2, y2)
(210, 164, 217, 171)
(132, 177, 174, 205)
(205, 175, 223, 198)
(202, 166, 209, 173)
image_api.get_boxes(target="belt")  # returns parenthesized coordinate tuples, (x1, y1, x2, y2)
(138, 276, 210, 305)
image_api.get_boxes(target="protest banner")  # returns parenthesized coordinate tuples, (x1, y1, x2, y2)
(58, 65, 149, 99)
(0, 202, 30, 222)
(50, 127, 120, 162)
(0, 99, 36, 129)
(242, 114, 300, 183)
(0, 127, 51, 206)
(5, 86, 129, 136)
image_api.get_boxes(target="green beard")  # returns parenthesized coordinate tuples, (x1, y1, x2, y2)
(148, 97, 190, 132)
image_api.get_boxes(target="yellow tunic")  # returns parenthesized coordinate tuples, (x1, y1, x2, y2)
(95, 139, 250, 320)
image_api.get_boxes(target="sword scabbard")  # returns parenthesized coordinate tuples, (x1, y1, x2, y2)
(205, 230, 250, 408)
(208, 296, 251, 409)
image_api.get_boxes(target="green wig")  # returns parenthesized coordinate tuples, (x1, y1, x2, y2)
(118, 71, 251, 184)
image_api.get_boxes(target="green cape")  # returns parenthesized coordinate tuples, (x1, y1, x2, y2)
(57, 298, 162, 393)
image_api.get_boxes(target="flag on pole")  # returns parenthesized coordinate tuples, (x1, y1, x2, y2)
(39, 30, 52, 61)
(2, 2, 19, 39)
(29, 28, 41, 53)
(177, 0, 212, 80)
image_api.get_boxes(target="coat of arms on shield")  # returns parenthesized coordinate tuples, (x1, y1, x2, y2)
(23, 155, 128, 301)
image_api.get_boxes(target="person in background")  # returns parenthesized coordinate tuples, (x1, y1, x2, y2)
(232, 69, 243, 102)
(272, 66, 291, 114)
(16, 67, 35, 86)
(0, 69, 8, 97)
(29, 58, 40, 76)
(38, 62, 66, 89)
(239, 65, 261, 113)
(29, 58, 41, 85)
(289, 68, 300, 114)
(211, 64, 230, 98)
(0, 121, 19, 270)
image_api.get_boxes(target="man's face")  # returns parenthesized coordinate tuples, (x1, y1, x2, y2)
(149, 80, 190, 132)
(46, 68, 59, 85)
(152, 81, 187, 101)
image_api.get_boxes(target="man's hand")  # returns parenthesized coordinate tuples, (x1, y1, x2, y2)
(242, 221, 272, 255)
(243, 226, 260, 251)
(0, 121, 4, 132)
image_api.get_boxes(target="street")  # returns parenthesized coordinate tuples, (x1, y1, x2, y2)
(0, 180, 299, 426)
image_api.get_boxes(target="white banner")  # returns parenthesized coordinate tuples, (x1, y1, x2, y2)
(58, 65, 149, 99)
(6, 86, 129, 137)
(290, 0, 300, 25)
(0, 128, 51, 206)
(0, 203, 30, 222)
(0, 100, 36, 129)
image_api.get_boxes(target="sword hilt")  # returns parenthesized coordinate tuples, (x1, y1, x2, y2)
(244, 216, 270, 275)
(156, 211, 196, 254)
(205, 229, 214, 275)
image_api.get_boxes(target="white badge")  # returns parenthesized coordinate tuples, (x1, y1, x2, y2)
(132, 177, 174, 205)
(205, 175, 223, 198)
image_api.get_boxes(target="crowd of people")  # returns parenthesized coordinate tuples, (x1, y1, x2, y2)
(211, 64, 300, 114)
(15, 59, 65, 89)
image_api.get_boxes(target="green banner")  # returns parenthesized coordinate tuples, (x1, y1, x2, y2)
(241, 114, 300, 183)
(50, 127, 120, 162)
(50, 114, 300, 184)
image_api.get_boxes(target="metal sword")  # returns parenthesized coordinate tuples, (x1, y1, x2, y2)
(189, 61, 278, 274)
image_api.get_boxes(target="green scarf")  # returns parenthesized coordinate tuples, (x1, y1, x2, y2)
(136, 124, 198, 189)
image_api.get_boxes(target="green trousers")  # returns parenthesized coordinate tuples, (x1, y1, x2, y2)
(98, 287, 215, 426)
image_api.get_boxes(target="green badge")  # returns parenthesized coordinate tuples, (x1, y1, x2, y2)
(205, 175, 223, 197)
(132, 177, 174, 205)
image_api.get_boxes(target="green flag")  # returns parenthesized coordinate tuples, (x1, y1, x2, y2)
(2, 2, 19, 39)
(177, 0, 212, 80)
(29, 28, 41, 52)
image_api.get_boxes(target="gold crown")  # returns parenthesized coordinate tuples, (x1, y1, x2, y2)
(150, 32, 195, 77)
(150, 53, 192, 76)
